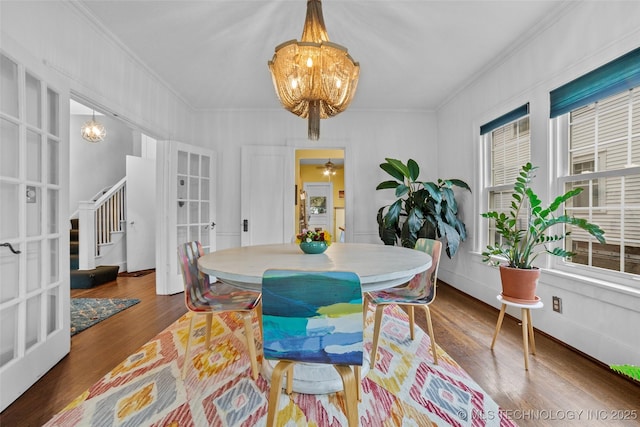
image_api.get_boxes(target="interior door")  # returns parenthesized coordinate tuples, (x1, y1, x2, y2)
(241, 146, 294, 246)
(303, 182, 333, 235)
(125, 155, 155, 272)
(155, 141, 215, 295)
(0, 43, 69, 411)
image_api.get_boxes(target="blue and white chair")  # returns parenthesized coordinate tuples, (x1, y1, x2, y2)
(261, 269, 363, 427)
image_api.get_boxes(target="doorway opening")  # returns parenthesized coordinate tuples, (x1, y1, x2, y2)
(295, 149, 345, 243)
(69, 98, 157, 279)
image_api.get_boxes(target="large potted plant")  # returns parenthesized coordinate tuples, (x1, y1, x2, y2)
(481, 162, 606, 303)
(376, 158, 471, 258)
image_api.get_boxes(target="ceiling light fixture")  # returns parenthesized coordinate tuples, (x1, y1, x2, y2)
(323, 159, 337, 176)
(268, 0, 360, 141)
(80, 110, 106, 143)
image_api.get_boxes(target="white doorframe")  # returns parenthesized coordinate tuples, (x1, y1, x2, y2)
(293, 145, 349, 242)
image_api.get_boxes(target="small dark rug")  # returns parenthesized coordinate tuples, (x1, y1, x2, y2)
(70, 298, 140, 336)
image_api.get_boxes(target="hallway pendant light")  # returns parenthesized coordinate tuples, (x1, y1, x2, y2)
(80, 110, 106, 143)
(268, 0, 360, 141)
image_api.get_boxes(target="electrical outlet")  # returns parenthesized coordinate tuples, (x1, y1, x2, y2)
(552, 296, 562, 313)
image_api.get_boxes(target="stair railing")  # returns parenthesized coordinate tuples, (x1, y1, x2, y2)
(77, 177, 126, 270)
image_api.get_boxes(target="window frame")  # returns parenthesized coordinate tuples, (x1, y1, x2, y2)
(480, 111, 531, 256)
(551, 105, 640, 288)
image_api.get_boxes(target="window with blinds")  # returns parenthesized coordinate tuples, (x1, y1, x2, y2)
(484, 115, 531, 248)
(562, 87, 640, 275)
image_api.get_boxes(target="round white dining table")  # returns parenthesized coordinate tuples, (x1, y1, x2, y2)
(197, 242, 432, 395)
(197, 242, 431, 292)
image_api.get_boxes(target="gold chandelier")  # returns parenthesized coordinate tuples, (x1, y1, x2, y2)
(268, 0, 360, 140)
(80, 110, 106, 143)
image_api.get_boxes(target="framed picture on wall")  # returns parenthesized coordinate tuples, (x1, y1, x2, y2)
(309, 196, 327, 214)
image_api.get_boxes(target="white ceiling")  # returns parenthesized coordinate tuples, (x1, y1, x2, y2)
(75, 0, 568, 112)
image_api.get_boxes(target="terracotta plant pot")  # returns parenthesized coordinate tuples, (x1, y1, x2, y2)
(499, 265, 540, 304)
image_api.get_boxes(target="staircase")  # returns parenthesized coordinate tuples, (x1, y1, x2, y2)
(70, 218, 120, 289)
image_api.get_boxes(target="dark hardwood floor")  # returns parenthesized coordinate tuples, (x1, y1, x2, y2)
(1, 274, 638, 426)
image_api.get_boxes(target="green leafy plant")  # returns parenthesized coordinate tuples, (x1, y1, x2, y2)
(481, 162, 606, 269)
(376, 158, 471, 258)
(610, 364, 640, 382)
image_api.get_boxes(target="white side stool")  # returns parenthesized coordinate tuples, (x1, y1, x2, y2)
(490, 295, 544, 370)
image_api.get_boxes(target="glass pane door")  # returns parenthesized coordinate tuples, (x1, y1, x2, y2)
(0, 49, 68, 412)
(176, 150, 213, 252)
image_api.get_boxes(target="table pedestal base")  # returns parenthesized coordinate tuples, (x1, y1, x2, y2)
(261, 356, 370, 394)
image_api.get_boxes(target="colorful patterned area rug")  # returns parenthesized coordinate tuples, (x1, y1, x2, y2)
(49, 304, 517, 426)
(70, 298, 141, 336)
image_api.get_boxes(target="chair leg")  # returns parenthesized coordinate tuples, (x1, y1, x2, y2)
(266, 361, 294, 427)
(408, 306, 415, 340)
(362, 293, 370, 327)
(256, 302, 263, 341)
(354, 365, 362, 401)
(181, 315, 197, 379)
(285, 364, 294, 394)
(334, 365, 359, 427)
(370, 304, 386, 368)
(204, 313, 213, 349)
(422, 306, 438, 365)
(243, 313, 259, 380)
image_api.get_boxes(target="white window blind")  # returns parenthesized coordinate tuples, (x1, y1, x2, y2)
(482, 109, 531, 248)
(560, 87, 640, 276)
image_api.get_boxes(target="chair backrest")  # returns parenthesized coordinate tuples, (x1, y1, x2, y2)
(177, 241, 210, 311)
(261, 269, 363, 366)
(406, 238, 442, 302)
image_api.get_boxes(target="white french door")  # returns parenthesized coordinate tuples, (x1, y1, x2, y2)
(156, 141, 216, 295)
(0, 41, 69, 411)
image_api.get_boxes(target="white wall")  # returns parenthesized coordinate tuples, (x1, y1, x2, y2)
(1, 1, 195, 144)
(69, 114, 134, 214)
(198, 109, 437, 249)
(437, 1, 640, 365)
